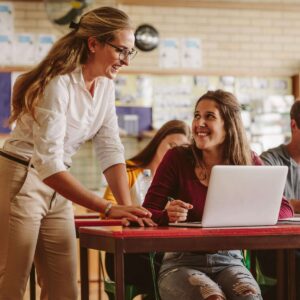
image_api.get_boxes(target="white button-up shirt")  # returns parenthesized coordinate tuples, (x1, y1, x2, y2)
(4, 67, 125, 180)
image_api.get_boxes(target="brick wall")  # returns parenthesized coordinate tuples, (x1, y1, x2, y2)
(5, 0, 300, 76)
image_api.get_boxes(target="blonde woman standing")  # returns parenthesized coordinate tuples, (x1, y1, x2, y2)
(0, 7, 153, 300)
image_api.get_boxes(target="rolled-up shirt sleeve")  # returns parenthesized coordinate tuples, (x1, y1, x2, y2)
(32, 77, 69, 180)
(93, 83, 125, 172)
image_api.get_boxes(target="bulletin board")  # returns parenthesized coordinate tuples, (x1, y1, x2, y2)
(0, 72, 11, 133)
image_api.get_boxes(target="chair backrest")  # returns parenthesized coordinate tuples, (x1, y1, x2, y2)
(100, 251, 161, 300)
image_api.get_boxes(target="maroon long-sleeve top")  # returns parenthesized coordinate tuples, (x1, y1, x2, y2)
(143, 147, 293, 225)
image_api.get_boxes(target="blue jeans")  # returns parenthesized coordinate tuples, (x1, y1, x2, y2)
(158, 251, 262, 300)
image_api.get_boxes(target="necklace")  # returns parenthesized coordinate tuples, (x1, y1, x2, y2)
(195, 165, 211, 183)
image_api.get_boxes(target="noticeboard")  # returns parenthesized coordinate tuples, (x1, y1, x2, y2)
(0, 72, 11, 133)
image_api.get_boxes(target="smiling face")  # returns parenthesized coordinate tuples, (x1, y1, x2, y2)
(86, 28, 135, 79)
(192, 99, 226, 153)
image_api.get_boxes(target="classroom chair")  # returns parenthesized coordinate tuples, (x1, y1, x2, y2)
(100, 252, 160, 300)
(245, 250, 277, 299)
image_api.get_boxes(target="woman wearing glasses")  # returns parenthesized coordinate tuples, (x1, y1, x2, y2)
(0, 7, 153, 299)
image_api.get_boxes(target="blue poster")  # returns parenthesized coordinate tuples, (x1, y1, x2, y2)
(0, 72, 11, 133)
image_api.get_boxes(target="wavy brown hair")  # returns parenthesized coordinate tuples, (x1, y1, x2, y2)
(128, 120, 191, 169)
(190, 89, 252, 167)
(9, 7, 132, 124)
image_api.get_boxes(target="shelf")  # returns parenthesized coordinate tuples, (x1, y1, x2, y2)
(0, 66, 298, 78)
(0, 66, 30, 73)
(119, 0, 300, 12)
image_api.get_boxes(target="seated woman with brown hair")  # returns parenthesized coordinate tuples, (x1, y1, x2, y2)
(143, 90, 293, 300)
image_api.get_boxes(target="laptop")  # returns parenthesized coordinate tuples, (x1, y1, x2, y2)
(169, 165, 288, 228)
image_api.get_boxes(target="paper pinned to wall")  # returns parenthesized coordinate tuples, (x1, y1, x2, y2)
(35, 34, 56, 63)
(181, 38, 202, 69)
(0, 34, 13, 65)
(159, 37, 202, 69)
(159, 38, 180, 68)
(13, 33, 36, 65)
(0, 3, 14, 34)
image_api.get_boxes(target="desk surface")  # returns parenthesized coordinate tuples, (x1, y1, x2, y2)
(79, 224, 300, 300)
(80, 224, 300, 237)
(79, 224, 300, 252)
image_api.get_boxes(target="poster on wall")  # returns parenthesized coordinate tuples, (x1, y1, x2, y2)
(0, 3, 14, 34)
(181, 38, 202, 68)
(35, 34, 56, 64)
(13, 33, 36, 65)
(159, 38, 180, 68)
(0, 72, 11, 134)
(0, 34, 12, 65)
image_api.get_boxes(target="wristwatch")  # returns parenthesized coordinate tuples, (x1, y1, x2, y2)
(104, 202, 113, 218)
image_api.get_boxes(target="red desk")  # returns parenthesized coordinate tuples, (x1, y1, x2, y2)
(79, 224, 300, 300)
(75, 213, 100, 219)
(75, 219, 123, 300)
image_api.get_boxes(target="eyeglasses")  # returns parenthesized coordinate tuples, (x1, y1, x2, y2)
(106, 42, 138, 61)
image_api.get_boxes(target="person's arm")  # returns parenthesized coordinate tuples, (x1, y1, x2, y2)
(143, 148, 181, 225)
(44, 171, 150, 220)
(288, 199, 300, 213)
(93, 82, 131, 205)
(103, 163, 131, 205)
(252, 152, 294, 218)
(279, 197, 294, 218)
(260, 149, 279, 166)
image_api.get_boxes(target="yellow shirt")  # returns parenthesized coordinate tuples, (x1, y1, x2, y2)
(103, 161, 144, 205)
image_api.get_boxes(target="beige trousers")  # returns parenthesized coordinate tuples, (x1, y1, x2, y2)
(0, 155, 78, 300)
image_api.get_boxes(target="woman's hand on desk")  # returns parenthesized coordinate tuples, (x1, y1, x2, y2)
(166, 199, 193, 223)
(108, 205, 152, 220)
(127, 217, 157, 227)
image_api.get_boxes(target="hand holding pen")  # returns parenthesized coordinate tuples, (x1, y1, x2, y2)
(166, 196, 193, 223)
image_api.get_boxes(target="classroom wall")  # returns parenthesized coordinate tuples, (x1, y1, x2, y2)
(5, 0, 300, 76)
(1, 0, 299, 192)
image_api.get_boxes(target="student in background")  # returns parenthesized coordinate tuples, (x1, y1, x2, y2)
(103, 119, 191, 206)
(260, 100, 300, 211)
(104, 119, 191, 295)
(257, 100, 300, 299)
(143, 90, 293, 300)
(0, 7, 152, 300)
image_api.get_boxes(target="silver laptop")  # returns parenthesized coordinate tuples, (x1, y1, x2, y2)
(169, 165, 288, 228)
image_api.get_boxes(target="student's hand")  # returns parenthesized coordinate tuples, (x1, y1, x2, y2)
(166, 199, 193, 223)
(127, 218, 157, 227)
(108, 205, 152, 222)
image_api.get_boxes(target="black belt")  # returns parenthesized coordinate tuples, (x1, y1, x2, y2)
(0, 151, 33, 168)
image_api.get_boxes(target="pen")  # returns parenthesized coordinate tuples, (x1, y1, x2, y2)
(167, 196, 177, 223)
(167, 196, 175, 202)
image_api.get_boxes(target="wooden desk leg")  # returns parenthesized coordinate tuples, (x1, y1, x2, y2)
(80, 246, 89, 300)
(98, 251, 102, 300)
(276, 250, 285, 300)
(287, 249, 296, 300)
(114, 243, 125, 300)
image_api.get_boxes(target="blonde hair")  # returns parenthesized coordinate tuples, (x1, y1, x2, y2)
(9, 7, 132, 124)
